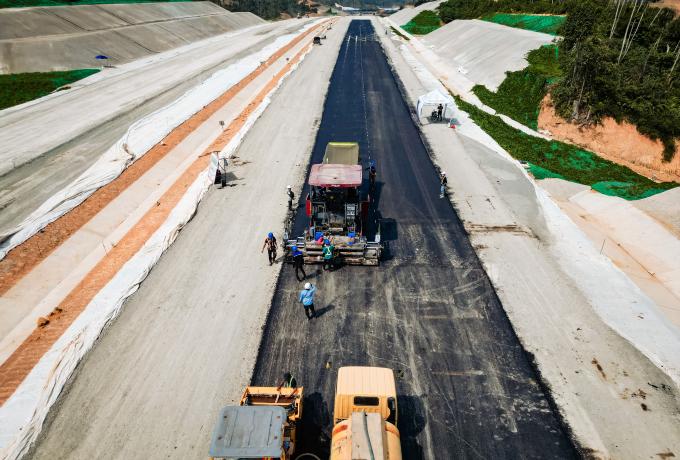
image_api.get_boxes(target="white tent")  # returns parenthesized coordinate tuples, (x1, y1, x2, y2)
(416, 89, 455, 121)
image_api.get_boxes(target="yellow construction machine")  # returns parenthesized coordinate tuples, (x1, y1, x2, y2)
(330, 366, 402, 460)
(208, 385, 303, 460)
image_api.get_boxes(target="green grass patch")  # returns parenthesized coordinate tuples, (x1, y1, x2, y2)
(390, 26, 410, 40)
(454, 95, 678, 200)
(0, 69, 100, 110)
(473, 44, 560, 130)
(1, 0, 190, 6)
(482, 13, 566, 35)
(401, 10, 441, 35)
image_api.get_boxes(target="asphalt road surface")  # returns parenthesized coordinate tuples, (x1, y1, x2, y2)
(252, 20, 577, 459)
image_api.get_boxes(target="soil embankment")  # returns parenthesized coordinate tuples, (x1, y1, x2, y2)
(538, 94, 680, 183)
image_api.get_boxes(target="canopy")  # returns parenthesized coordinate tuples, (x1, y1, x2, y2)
(416, 89, 455, 119)
(309, 164, 362, 188)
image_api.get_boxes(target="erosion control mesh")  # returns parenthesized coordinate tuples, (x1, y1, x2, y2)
(482, 13, 566, 35)
(454, 95, 678, 200)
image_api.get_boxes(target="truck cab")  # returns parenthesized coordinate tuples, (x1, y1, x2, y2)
(331, 367, 402, 460)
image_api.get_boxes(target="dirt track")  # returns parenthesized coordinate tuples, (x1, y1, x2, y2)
(251, 20, 575, 459)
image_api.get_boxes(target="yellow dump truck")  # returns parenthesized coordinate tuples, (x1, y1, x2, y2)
(208, 385, 303, 460)
(330, 366, 402, 460)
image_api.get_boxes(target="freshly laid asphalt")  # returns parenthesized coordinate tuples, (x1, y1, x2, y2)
(252, 20, 577, 459)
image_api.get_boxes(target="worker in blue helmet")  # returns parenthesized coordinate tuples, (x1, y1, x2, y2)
(261, 232, 278, 265)
(292, 245, 306, 281)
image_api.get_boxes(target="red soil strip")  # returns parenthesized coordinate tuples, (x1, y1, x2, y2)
(0, 25, 323, 405)
(0, 23, 321, 298)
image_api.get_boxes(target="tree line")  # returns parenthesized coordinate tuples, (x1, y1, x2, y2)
(222, 0, 311, 19)
(438, 0, 680, 160)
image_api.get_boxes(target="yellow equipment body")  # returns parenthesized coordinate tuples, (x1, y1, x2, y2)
(331, 367, 402, 460)
(209, 386, 303, 460)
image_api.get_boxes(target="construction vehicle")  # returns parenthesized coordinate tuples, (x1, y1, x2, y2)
(286, 142, 381, 266)
(209, 385, 303, 459)
(330, 366, 402, 459)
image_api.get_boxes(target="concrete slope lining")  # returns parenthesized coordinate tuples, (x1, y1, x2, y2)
(0, 21, 321, 259)
(389, 1, 443, 27)
(0, 2, 265, 73)
(0, 1, 231, 39)
(251, 19, 576, 458)
(420, 19, 554, 91)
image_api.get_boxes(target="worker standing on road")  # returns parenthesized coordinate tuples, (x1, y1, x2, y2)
(292, 245, 306, 281)
(279, 372, 298, 389)
(299, 282, 317, 320)
(322, 240, 335, 271)
(286, 185, 295, 211)
(440, 171, 448, 198)
(261, 232, 278, 265)
(437, 103, 444, 122)
(367, 160, 377, 190)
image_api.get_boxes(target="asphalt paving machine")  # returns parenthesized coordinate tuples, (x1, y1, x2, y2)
(286, 142, 381, 266)
(208, 385, 303, 459)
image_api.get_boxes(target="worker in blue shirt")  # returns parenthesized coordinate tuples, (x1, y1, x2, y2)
(299, 282, 316, 320)
(292, 245, 306, 281)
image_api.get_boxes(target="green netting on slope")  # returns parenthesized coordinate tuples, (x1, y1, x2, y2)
(0, 69, 100, 110)
(453, 95, 679, 200)
(473, 45, 561, 130)
(528, 163, 564, 180)
(482, 13, 566, 35)
(0, 0, 192, 7)
(402, 10, 441, 35)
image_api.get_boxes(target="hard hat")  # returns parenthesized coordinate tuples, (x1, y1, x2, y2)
(268, 232, 274, 238)
(292, 245, 298, 251)
(304, 282, 311, 289)
(441, 171, 446, 175)
(286, 185, 292, 189)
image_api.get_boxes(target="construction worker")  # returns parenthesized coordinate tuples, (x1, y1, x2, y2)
(261, 232, 278, 265)
(299, 282, 316, 320)
(367, 160, 377, 189)
(292, 245, 306, 281)
(437, 103, 444, 121)
(322, 240, 335, 271)
(286, 185, 295, 211)
(280, 372, 298, 388)
(440, 171, 447, 198)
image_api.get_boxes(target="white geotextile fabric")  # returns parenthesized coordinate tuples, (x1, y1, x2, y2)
(0, 27, 316, 460)
(393, 30, 680, 388)
(0, 21, 319, 261)
(416, 89, 455, 119)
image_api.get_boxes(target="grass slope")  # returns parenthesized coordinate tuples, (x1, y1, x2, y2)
(473, 44, 560, 130)
(454, 95, 677, 200)
(401, 10, 441, 35)
(482, 13, 566, 35)
(0, 69, 99, 110)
